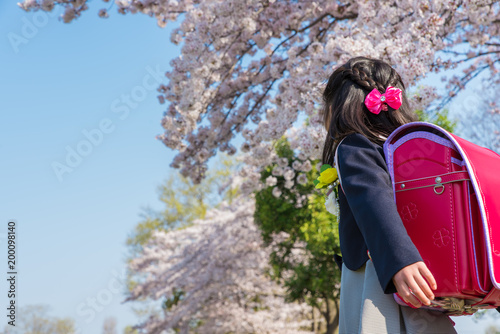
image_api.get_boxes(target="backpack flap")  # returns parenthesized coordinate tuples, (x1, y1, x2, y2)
(385, 122, 500, 291)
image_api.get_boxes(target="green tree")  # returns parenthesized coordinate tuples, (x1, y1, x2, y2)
(254, 138, 341, 334)
(123, 326, 139, 334)
(416, 108, 457, 133)
(2, 304, 76, 334)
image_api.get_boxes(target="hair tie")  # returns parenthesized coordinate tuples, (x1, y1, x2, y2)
(364, 86, 402, 115)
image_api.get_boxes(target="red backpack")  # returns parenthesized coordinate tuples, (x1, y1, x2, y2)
(384, 121, 500, 316)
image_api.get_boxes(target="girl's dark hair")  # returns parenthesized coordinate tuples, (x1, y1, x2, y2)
(322, 56, 417, 166)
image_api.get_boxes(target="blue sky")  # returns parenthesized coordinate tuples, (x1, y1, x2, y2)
(0, 2, 181, 332)
(0, 1, 496, 333)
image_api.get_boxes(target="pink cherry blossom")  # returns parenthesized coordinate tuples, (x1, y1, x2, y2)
(123, 197, 315, 333)
(18, 0, 500, 190)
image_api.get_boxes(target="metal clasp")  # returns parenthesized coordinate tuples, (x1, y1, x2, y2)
(434, 176, 445, 195)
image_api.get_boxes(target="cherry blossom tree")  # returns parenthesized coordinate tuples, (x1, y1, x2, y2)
(456, 85, 500, 153)
(18, 0, 500, 191)
(2, 304, 77, 334)
(123, 196, 316, 333)
(125, 153, 239, 258)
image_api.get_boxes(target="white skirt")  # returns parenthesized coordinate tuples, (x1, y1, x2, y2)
(339, 259, 457, 334)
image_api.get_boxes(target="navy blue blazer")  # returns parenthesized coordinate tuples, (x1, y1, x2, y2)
(335, 132, 423, 294)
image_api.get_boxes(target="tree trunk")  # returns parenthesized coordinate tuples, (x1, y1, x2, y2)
(323, 297, 340, 334)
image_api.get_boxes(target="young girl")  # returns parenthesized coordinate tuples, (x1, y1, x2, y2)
(322, 56, 457, 333)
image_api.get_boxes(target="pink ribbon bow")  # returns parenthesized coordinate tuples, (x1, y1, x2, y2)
(364, 86, 402, 115)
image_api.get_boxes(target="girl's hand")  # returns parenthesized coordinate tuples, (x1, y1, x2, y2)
(392, 261, 437, 308)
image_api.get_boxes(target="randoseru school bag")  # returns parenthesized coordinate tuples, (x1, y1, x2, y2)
(383, 121, 500, 316)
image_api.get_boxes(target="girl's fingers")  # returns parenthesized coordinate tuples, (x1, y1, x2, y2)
(405, 292, 422, 308)
(419, 264, 437, 290)
(396, 281, 422, 308)
(414, 273, 435, 301)
(407, 278, 431, 306)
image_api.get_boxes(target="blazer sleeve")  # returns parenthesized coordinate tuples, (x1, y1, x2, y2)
(336, 133, 423, 294)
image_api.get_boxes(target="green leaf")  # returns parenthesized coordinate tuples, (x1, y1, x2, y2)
(320, 164, 332, 173)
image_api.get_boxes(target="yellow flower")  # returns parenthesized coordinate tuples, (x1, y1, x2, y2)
(315, 181, 327, 189)
(318, 167, 338, 184)
(314, 167, 338, 189)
